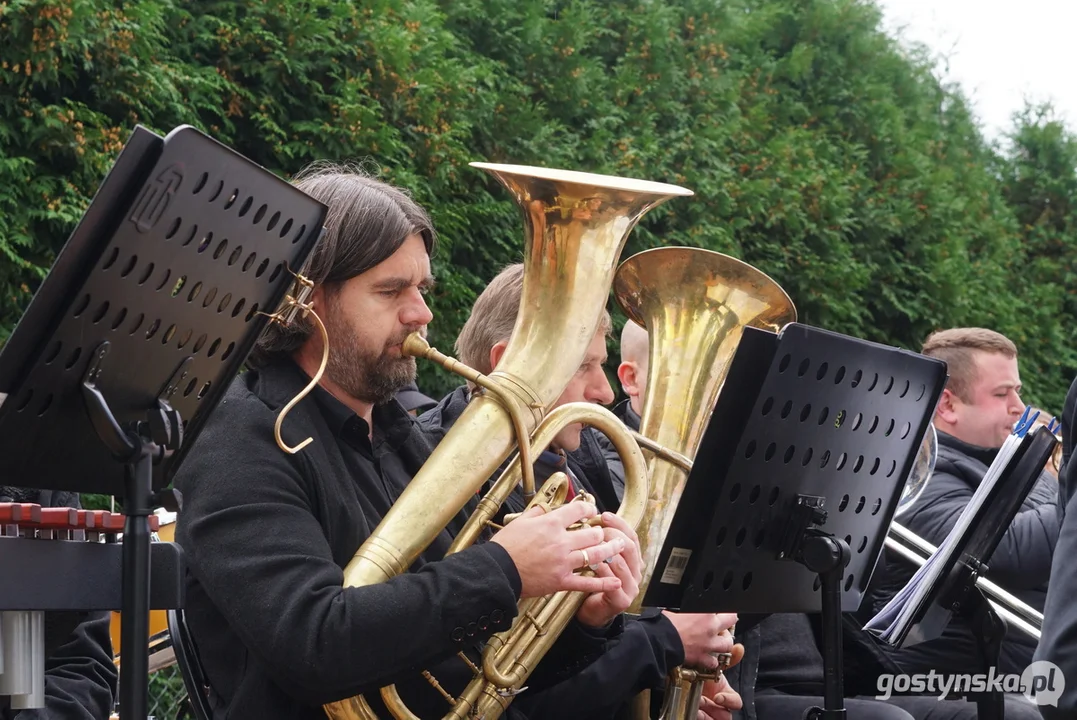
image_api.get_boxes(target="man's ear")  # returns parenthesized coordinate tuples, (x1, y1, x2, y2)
(310, 284, 328, 315)
(936, 387, 960, 425)
(618, 361, 640, 397)
(488, 340, 509, 372)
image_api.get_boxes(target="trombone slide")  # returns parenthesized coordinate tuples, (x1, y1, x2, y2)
(884, 522, 1042, 640)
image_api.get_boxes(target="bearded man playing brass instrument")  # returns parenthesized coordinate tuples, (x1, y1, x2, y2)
(174, 164, 642, 720)
(420, 263, 743, 720)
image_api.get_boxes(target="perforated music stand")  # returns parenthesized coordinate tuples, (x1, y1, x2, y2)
(0, 125, 326, 718)
(644, 323, 947, 720)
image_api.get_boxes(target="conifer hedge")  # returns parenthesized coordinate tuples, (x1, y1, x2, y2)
(2, 0, 1075, 409)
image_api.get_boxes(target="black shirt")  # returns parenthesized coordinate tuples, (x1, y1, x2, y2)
(174, 361, 527, 720)
(1036, 374, 1077, 719)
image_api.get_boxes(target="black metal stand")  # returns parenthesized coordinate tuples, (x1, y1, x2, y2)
(640, 323, 948, 718)
(800, 533, 851, 720)
(871, 422, 1058, 674)
(777, 494, 853, 720)
(967, 590, 1006, 720)
(120, 452, 152, 720)
(82, 341, 183, 719)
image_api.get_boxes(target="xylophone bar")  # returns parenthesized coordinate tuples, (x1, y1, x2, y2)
(0, 505, 160, 538)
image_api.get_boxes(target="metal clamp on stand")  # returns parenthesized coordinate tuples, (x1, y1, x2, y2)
(776, 494, 852, 720)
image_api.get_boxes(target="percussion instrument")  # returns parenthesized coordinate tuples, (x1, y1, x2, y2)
(0, 502, 179, 713)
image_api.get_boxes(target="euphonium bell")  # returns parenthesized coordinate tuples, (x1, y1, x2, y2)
(612, 247, 796, 720)
(323, 164, 692, 720)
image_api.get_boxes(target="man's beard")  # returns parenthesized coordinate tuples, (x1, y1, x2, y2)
(321, 304, 420, 405)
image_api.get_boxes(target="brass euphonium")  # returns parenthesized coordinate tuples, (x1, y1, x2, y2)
(323, 163, 693, 720)
(612, 247, 796, 720)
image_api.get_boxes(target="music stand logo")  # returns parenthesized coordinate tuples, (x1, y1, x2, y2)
(129, 166, 184, 233)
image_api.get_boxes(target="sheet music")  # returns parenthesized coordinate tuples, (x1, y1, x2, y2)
(866, 408, 1052, 643)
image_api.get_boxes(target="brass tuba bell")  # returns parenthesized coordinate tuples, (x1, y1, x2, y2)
(323, 164, 692, 720)
(613, 246, 796, 720)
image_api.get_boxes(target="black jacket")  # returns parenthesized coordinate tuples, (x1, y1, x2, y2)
(1035, 375, 1077, 718)
(0, 487, 117, 720)
(174, 363, 612, 720)
(419, 387, 686, 719)
(872, 429, 1059, 675)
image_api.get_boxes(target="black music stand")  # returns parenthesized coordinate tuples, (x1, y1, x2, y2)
(869, 421, 1058, 717)
(644, 323, 947, 720)
(0, 125, 326, 718)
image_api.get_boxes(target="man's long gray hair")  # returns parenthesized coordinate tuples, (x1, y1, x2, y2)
(248, 161, 436, 368)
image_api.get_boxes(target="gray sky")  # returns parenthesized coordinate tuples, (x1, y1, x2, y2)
(877, 0, 1077, 142)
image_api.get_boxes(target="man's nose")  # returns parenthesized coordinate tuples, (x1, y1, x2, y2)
(588, 371, 616, 406)
(401, 289, 433, 327)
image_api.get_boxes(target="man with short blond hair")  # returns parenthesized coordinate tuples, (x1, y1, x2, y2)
(921, 328, 1022, 449)
(615, 319, 648, 417)
(873, 327, 1058, 677)
(421, 263, 742, 720)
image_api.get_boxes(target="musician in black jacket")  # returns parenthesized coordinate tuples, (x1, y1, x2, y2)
(872, 328, 1058, 677)
(0, 487, 116, 720)
(420, 263, 742, 720)
(607, 323, 1044, 720)
(173, 165, 641, 720)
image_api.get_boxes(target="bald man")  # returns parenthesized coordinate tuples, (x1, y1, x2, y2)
(594, 320, 651, 501)
(613, 320, 649, 427)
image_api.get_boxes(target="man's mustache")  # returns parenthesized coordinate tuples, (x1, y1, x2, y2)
(387, 326, 427, 349)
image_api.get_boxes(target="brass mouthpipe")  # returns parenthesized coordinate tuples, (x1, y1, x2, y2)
(403, 334, 539, 501)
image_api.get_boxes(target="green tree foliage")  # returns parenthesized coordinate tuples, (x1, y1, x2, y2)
(995, 104, 1077, 411)
(1, 0, 1074, 411)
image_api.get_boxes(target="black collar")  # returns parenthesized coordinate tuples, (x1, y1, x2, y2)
(613, 398, 641, 432)
(254, 360, 417, 453)
(937, 429, 1000, 466)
